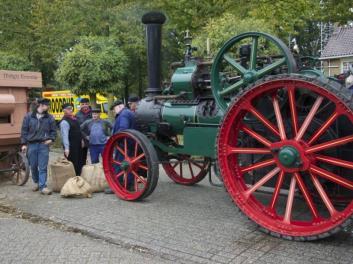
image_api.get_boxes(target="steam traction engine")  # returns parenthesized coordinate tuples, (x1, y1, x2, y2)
(103, 12, 353, 240)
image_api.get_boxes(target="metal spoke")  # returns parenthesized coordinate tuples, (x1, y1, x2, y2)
(273, 96, 287, 140)
(288, 86, 299, 136)
(132, 171, 147, 186)
(134, 141, 138, 157)
(218, 79, 244, 97)
(250, 37, 258, 70)
(227, 147, 271, 155)
(244, 167, 280, 198)
(138, 164, 148, 171)
(308, 112, 338, 145)
(179, 162, 183, 178)
(115, 145, 125, 156)
(241, 125, 272, 147)
(294, 172, 319, 219)
(295, 96, 323, 141)
(189, 160, 204, 170)
(257, 58, 286, 78)
(188, 161, 195, 178)
(310, 165, 353, 190)
(284, 175, 296, 223)
(124, 138, 128, 157)
(269, 170, 285, 211)
(310, 172, 338, 216)
(115, 171, 124, 180)
(223, 54, 247, 74)
(316, 155, 353, 170)
(307, 135, 353, 153)
(131, 153, 145, 164)
(240, 159, 276, 173)
(249, 106, 280, 137)
(124, 172, 128, 189)
(112, 160, 121, 166)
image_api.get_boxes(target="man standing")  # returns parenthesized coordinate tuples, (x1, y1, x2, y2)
(75, 98, 92, 166)
(60, 103, 84, 176)
(21, 98, 56, 195)
(105, 100, 136, 194)
(111, 100, 136, 135)
(127, 95, 139, 112)
(81, 108, 112, 164)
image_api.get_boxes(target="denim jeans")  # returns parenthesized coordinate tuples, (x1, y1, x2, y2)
(27, 143, 49, 190)
(89, 144, 105, 164)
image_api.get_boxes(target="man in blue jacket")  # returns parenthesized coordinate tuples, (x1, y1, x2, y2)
(105, 100, 136, 194)
(111, 99, 136, 135)
(21, 98, 56, 195)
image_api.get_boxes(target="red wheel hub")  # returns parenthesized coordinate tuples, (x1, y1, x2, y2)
(217, 76, 353, 239)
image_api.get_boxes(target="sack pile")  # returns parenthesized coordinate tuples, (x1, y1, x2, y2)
(48, 157, 76, 192)
(80, 163, 108, 192)
(60, 176, 92, 198)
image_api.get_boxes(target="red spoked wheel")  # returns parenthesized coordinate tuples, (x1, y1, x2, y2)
(217, 74, 353, 240)
(102, 129, 159, 201)
(163, 155, 211, 185)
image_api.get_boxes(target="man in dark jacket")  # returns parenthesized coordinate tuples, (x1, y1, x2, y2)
(21, 98, 56, 195)
(60, 103, 84, 175)
(81, 108, 112, 164)
(75, 98, 92, 167)
(105, 100, 136, 194)
(111, 100, 136, 135)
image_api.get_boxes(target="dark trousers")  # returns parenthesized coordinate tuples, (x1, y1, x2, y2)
(68, 145, 83, 176)
(82, 146, 88, 166)
(28, 143, 49, 190)
(89, 144, 105, 164)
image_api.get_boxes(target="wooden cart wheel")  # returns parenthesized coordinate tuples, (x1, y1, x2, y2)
(10, 152, 30, 186)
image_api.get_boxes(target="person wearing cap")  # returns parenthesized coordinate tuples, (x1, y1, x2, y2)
(127, 95, 139, 112)
(81, 108, 112, 164)
(60, 103, 84, 175)
(104, 99, 136, 194)
(75, 97, 92, 166)
(111, 99, 136, 135)
(20, 98, 56, 195)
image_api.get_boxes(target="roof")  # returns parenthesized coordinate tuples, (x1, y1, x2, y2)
(321, 26, 353, 59)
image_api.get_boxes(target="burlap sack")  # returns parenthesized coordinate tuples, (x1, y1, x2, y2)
(48, 157, 76, 192)
(80, 163, 108, 192)
(60, 176, 92, 198)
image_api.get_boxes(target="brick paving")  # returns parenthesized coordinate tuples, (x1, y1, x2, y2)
(0, 150, 353, 263)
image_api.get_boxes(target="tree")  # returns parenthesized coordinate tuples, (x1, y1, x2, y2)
(0, 52, 34, 71)
(55, 36, 127, 107)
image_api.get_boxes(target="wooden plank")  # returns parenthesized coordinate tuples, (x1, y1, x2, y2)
(0, 70, 42, 88)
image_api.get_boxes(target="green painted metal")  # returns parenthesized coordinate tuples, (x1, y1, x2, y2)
(162, 103, 197, 134)
(170, 63, 197, 99)
(278, 146, 300, 168)
(121, 160, 130, 171)
(211, 32, 297, 111)
(153, 126, 218, 158)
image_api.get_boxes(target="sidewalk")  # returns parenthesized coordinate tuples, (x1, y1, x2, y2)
(1, 151, 353, 263)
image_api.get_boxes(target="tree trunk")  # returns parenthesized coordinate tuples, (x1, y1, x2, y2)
(107, 93, 114, 119)
(90, 93, 97, 108)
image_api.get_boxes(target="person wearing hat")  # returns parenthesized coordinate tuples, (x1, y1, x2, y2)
(111, 99, 136, 135)
(60, 103, 84, 175)
(127, 95, 139, 112)
(104, 99, 136, 194)
(75, 97, 92, 166)
(20, 98, 57, 195)
(81, 108, 112, 163)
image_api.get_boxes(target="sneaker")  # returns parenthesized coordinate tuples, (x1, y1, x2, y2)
(40, 187, 52, 195)
(32, 185, 39, 192)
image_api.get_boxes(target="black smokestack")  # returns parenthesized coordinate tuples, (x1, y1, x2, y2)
(142, 11, 166, 97)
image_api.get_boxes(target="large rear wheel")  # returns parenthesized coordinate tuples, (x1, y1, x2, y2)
(217, 74, 353, 240)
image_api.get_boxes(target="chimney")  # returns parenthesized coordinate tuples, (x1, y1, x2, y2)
(142, 11, 166, 97)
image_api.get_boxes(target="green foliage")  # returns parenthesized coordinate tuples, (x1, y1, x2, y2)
(0, 52, 34, 71)
(55, 36, 127, 96)
(194, 13, 275, 57)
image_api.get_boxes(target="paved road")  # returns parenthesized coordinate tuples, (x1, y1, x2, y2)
(0, 211, 171, 264)
(0, 151, 353, 263)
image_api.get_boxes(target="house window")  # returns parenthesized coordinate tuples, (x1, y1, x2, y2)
(342, 61, 353, 72)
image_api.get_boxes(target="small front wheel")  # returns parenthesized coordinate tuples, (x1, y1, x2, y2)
(102, 130, 159, 201)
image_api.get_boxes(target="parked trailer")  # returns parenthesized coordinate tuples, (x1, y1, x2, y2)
(0, 70, 42, 185)
(103, 12, 353, 241)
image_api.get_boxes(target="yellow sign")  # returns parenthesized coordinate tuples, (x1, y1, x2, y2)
(42, 90, 109, 121)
